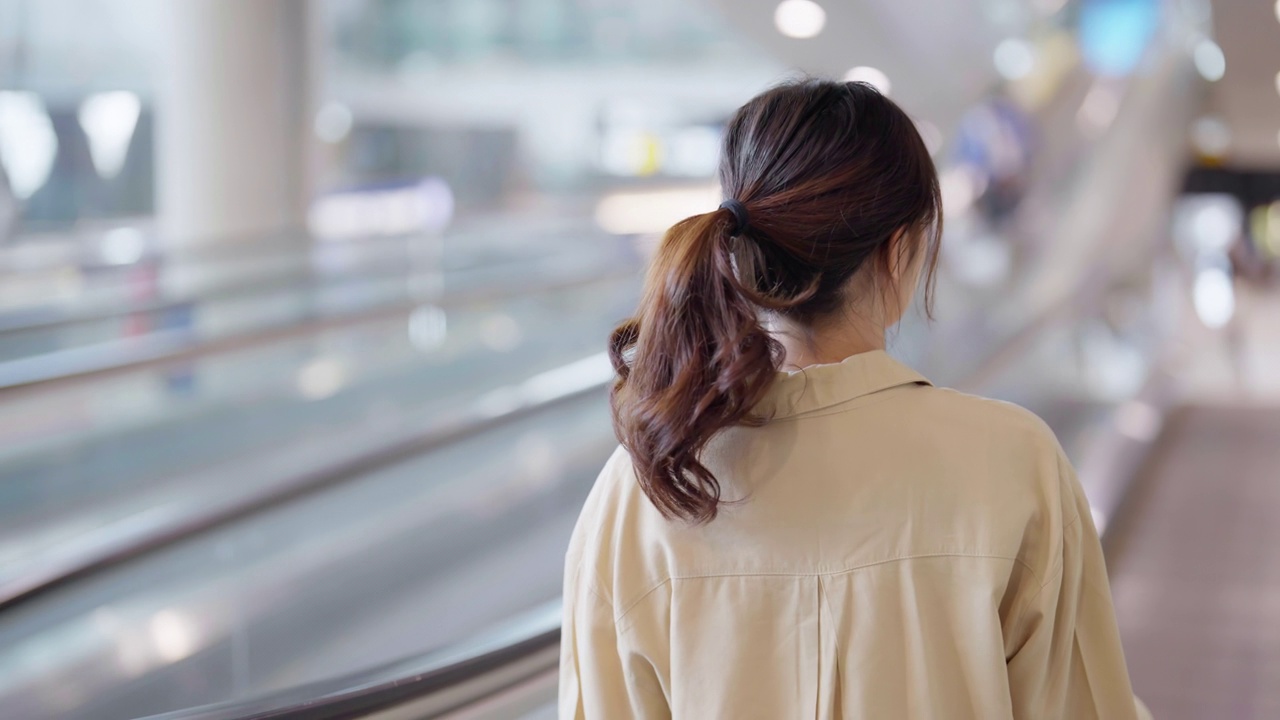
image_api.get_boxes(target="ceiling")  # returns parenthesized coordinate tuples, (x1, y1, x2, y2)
(710, 0, 1280, 172)
(706, 0, 1049, 133)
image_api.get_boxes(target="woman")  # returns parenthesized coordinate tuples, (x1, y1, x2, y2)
(560, 79, 1148, 719)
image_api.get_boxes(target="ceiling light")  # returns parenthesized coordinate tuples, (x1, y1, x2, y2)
(774, 0, 826, 39)
(0, 91, 58, 199)
(1275, 70, 1280, 97)
(78, 91, 141, 179)
(1275, 0, 1280, 24)
(844, 66, 891, 95)
(1192, 40, 1225, 82)
(994, 38, 1036, 80)
(594, 184, 720, 235)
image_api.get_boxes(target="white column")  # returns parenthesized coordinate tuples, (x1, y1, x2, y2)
(156, 0, 315, 245)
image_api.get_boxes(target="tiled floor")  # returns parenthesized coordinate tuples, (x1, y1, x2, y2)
(1109, 405, 1280, 719)
(1107, 278, 1280, 719)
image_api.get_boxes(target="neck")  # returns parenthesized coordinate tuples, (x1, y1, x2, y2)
(768, 314, 886, 371)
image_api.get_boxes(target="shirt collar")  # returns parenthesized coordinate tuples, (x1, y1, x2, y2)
(756, 349, 932, 419)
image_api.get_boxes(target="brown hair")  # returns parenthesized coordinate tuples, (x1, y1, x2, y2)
(609, 79, 943, 523)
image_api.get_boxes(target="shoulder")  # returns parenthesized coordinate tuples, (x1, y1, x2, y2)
(564, 446, 665, 607)
(918, 387, 1083, 567)
(917, 386, 1060, 445)
(579, 445, 643, 525)
(926, 384, 1069, 471)
(895, 384, 1077, 531)
(893, 385, 1067, 470)
(565, 446, 634, 566)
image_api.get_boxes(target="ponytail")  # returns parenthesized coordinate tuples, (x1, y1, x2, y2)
(610, 78, 944, 523)
(609, 207, 783, 523)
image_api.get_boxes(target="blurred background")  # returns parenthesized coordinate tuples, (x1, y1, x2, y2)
(0, 0, 1276, 718)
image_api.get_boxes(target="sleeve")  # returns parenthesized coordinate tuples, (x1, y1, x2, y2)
(559, 562, 670, 720)
(1004, 451, 1146, 720)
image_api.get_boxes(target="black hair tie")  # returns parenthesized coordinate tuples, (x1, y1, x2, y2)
(719, 199, 750, 235)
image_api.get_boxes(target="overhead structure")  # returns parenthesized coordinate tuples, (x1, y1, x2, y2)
(156, 0, 315, 244)
(706, 0, 1028, 130)
(1202, 0, 1280, 166)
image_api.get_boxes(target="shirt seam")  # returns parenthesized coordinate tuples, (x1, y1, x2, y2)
(818, 575, 842, 675)
(1005, 560, 1064, 650)
(613, 552, 1032, 626)
(585, 577, 612, 608)
(615, 577, 670, 629)
(1063, 510, 1082, 530)
(672, 552, 1035, 582)
(768, 382, 928, 422)
(569, 559, 615, 607)
(1037, 511, 1081, 588)
(1005, 511, 1082, 641)
(1058, 453, 1084, 530)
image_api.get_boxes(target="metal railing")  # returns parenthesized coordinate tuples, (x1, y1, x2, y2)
(0, 344, 618, 611)
(0, 260, 637, 394)
(0, 235, 612, 336)
(144, 603, 562, 720)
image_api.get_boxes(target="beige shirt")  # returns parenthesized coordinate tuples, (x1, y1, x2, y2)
(560, 350, 1149, 719)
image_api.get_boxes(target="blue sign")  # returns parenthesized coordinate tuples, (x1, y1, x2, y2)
(1079, 0, 1161, 77)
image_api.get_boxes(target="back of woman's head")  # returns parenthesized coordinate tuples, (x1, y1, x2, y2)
(609, 78, 942, 523)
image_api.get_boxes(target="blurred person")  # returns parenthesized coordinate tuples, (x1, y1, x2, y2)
(1222, 225, 1275, 389)
(560, 79, 1150, 719)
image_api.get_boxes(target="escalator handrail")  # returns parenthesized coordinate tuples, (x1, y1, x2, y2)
(141, 602, 562, 720)
(0, 240, 603, 335)
(0, 212, 617, 334)
(0, 262, 637, 395)
(0, 260, 410, 335)
(0, 212, 602, 278)
(0, 349, 616, 612)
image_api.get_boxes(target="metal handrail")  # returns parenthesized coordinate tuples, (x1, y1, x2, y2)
(0, 349, 616, 611)
(0, 238, 599, 335)
(0, 260, 409, 335)
(0, 212, 604, 275)
(0, 262, 637, 395)
(143, 602, 563, 720)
